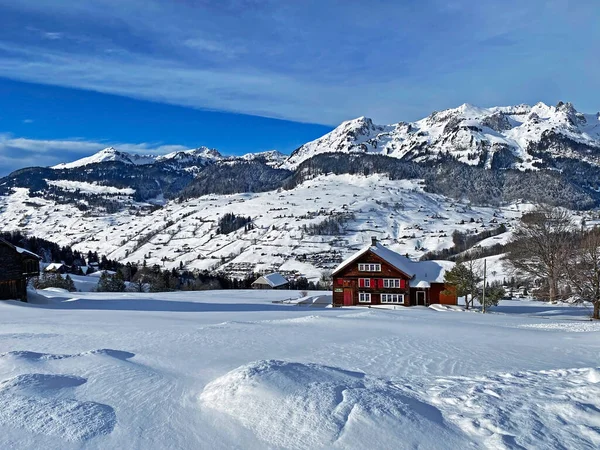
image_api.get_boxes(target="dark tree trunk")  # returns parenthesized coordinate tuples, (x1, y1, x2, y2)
(594, 301, 600, 320)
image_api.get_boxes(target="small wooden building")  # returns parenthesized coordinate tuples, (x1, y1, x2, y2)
(332, 237, 457, 307)
(0, 238, 41, 302)
(251, 273, 289, 290)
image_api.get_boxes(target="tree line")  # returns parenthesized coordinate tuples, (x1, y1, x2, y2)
(445, 205, 600, 319)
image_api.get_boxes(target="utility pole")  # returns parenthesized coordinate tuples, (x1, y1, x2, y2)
(482, 259, 487, 313)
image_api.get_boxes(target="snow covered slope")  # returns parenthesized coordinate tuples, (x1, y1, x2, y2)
(283, 102, 600, 170)
(0, 173, 543, 280)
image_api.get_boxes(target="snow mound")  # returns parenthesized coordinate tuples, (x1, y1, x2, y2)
(0, 350, 69, 361)
(426, 367, 600, 449)
(0, 373, 116, 441)
(199, 359, 471, 449)
(0, 374, 87, 392)
(0, 348, 135, 361)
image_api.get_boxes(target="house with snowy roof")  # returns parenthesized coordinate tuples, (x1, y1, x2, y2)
(251, 273, 289, 290)
(43, 262, 67, 274)
(332, 237, 457, 307)
(0, 238, 41, 302)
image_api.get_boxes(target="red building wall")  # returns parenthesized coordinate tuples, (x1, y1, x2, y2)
(332, 251, 411, 306)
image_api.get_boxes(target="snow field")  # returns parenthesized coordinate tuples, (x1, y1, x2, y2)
(0, 291, 598, 448)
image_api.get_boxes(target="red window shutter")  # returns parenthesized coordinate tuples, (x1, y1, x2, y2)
(400, 279, 406, 288)
(378, 279, 384, 288)
(359, 278, 364, 288)
(337, 278, 343, 285)
(371, 278, 376, 288)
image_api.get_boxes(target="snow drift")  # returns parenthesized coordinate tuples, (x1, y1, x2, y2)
(199, 359, 472, 449)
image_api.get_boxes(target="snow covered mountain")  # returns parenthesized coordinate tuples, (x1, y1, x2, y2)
(283, 102, 600, 170)
(53, 146, 222, 170)
(52, 147, 157, 169)
(2, 100, 600, 278)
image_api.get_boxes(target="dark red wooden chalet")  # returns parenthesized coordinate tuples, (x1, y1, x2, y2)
(332, 237, 457, 307)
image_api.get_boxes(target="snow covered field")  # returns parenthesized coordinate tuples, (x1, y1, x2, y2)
(0, 290, 598, 449)
(0, 174, 539, 280)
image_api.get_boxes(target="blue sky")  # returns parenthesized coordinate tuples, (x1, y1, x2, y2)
(0, 0, 599, 175)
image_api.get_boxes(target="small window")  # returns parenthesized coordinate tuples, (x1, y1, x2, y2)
(359, 278, 371, 288)
(358, 263, 381, 272)
(359, 292, 371, 303)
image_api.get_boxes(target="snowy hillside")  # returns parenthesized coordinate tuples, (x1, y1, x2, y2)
(0, 290, 598, 449)
(283, 102, 600, 170)
(0, 172, 547, 279)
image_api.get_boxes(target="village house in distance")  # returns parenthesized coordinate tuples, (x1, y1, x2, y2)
(251, 272, 289, 290)
(332, 237, 457, 307)
(0, 238, 41, 302)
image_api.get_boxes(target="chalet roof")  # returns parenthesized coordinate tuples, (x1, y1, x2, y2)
(411, 260, 455, 285)
(333, 240, 454, 284)
(333, 241, 415, 277)
(252, 272, 288, 288)
(0, 238, 41, 260)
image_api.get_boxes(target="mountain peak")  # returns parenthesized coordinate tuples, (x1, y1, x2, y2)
(282, 100, 599, 171)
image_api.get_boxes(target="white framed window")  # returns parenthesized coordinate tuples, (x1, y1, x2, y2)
(383, 279, 401, 288)
(381, 294, 404, 304)
(359, 278, 371, 288)
(359, 292, 371, 303)
(358, 263, 381, 272)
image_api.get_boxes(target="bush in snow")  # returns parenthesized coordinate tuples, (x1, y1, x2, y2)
(96, 271, 126, 292)
(33, 273, 76, 292)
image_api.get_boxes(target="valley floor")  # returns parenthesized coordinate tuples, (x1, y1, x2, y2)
(0, 291, 599, 449)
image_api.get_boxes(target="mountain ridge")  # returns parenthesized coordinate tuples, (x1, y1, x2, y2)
(283, 101, 600, 170)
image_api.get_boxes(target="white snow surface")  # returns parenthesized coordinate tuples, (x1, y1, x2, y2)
(0, 290, 598, 449)
(0, 174, 538, 280)
(52, 147, 157, 169)
(45, 180, 135, 196)
(282, 102, 600, 170)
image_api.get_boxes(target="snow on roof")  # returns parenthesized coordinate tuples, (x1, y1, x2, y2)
(0, 238, 41, 259)
(14, 245, 41, 259)
(44, 263, 65, 271)
(411, 260, 455, 285)
(333, 240, 454, 284)
(333, 241, 415, 277)
(252, 273, 288, 288)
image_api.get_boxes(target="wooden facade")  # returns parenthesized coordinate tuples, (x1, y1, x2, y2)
(332, 238, 457, 307)
(333, 251, 412, 306)
(0, 239, 41, 302)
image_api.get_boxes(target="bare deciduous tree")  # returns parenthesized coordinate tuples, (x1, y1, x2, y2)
(506, 206, 573, 302)
(566, 227, 600, 319)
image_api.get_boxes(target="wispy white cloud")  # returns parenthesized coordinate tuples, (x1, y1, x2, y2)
(0, 134, 191, 176)
(0, 0, 598, 124)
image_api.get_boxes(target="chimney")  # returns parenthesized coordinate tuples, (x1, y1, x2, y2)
(371, 236, 377, 246)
